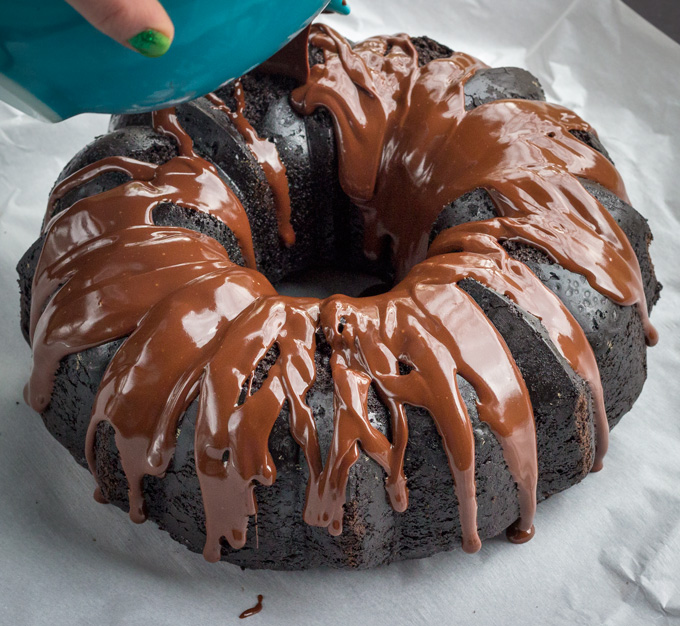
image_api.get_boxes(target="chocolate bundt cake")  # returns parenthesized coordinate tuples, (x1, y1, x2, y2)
(17, 25, 660, 570)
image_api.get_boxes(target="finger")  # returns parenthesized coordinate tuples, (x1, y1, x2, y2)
(65, 0, 175, 57)
(326, 0, 351, 15)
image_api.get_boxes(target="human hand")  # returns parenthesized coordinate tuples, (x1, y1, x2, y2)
(65, 0, 175, 57)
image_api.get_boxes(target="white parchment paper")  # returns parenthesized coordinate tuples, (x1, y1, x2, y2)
(1, 0, 679, 623)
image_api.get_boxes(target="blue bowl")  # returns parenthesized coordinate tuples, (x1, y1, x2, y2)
(0, 0, 333, 121)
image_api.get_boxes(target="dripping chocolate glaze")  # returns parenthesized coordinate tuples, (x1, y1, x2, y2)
(25, 25, 657, 561)
(291, 25, 658, 347)
(205, 85, 295, 247)
(239, 595, 264, 619)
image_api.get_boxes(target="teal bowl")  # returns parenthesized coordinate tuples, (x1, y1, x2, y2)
(0, 0, 335, 121)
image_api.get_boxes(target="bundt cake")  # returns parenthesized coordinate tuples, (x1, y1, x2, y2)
(17, 25, 661, 570)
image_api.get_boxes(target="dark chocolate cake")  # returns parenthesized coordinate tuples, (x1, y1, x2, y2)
(17, 25, 660, 569)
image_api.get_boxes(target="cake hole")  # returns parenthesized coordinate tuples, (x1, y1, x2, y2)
(368, 382, 392, 439)
(250, 344, 281, 395)
(547, 131, 556, 138)
(276, 265, 391, 299)
(222, 450, 230, 464)
(337, 317, 346, 334)
(315, 327, 332, 359)
(398, 360, 414, 375)
(235, 345, 280, 405)
(237, 377, 251, 406)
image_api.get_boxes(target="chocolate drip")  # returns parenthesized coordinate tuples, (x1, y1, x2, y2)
(26, 110, 258, 411)
(26, 105, 538, 558)
(93, 486, 108, 504)
(314, 280, 537, 553)
(423, 231, 609, 471)
(196, 296, 320, 560)
(239, 595, 264, 619)
(194, 255, 539, 556)
(291, 25, 657, 346)
(206, 86, 295, 247)
(24, 26, 659, 562)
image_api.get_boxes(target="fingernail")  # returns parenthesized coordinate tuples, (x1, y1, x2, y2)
(127, 29, 172, 58)
(327, 0, 351, 15)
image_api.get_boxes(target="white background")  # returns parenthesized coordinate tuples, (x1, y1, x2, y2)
(1, 0, 679, 623)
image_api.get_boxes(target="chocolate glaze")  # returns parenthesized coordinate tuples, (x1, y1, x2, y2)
(205, 86, 295, 247)
(24, 26, 658, 562)
(291, 26, 657, 346)
(239, 595, 264, 619)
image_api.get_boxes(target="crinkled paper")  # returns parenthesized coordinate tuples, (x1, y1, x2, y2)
(1, 0, 678, 623)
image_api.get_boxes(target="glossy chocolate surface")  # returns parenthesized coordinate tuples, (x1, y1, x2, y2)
(25, 25, 657, 561)
(239, 595, 264, 619)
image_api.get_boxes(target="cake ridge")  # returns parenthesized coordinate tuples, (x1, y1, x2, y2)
(205, 86, 295, 248)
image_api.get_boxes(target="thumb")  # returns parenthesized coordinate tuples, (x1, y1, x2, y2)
(65, 0, 175, 57)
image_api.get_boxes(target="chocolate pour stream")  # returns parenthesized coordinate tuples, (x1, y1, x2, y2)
(24, 25, 657, 561)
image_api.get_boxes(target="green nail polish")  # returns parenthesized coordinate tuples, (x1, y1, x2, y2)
(127, 29, 171, 58)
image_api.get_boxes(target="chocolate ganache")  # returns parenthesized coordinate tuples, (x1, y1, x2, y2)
(21, 24, 659, 567)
